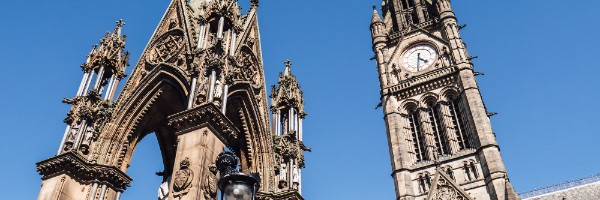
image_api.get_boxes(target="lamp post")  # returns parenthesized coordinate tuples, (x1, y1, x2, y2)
(216, 151, 260, 200)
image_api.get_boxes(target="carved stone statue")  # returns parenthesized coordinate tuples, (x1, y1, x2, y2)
(214, 79, 223, 101)
(196, 76, 208, 104)
(278, 163, 288, 189)
(203, 164, 218, 200)
(292, 164, 300, 190)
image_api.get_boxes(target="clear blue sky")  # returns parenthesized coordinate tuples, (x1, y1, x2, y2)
(1, 0, 599, 199)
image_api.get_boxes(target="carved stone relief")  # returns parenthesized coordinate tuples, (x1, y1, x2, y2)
(146, 31, 185, 65)
(173, 157, 194, 197)
(202, 164, 218, 200)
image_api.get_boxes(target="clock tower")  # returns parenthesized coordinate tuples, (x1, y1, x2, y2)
(370, 0, 519, 200)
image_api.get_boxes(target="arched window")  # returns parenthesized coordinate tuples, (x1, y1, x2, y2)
(418, 173, 432, 193)
(470, 162, 479, 179)
(408, 106, 427, 162)
(448, 95, 472, 150)
(463, 162, 473, 181)
(426, 100, 449, 156)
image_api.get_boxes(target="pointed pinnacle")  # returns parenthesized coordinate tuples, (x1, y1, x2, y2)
(114, 19, 125, 36)
(284, 59, 292, 75)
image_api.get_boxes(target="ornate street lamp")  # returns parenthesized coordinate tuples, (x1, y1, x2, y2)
(216, 152, 260, 200)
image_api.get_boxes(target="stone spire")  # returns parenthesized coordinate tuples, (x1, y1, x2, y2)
(371, 6, 384, 25)
(56, 20, 130, 156)
(270, 60, 309, 195)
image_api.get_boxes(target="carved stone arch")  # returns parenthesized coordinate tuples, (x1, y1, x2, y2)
(224, 83, 273, 188)
(400, 99, 420, 114)
(94, 66, 190, 176)
(439, 86, 460, 102)
(419, 92, 439, 108)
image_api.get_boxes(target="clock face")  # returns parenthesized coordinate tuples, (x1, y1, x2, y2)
(401, 44, 438, 72)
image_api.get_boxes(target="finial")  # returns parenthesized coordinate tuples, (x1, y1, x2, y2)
(373, 5, 377, 10)
(250, 0, 259, 8)
(116, 19, 125, 27)
(284, 59, 292, 76)
(114, 19, 125, 36)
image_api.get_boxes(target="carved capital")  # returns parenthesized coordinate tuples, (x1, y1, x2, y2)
(168, 103, 240, 142)
(36, 152, 132, 191)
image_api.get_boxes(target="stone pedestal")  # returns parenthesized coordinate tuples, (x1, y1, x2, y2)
(167, 104, 240, 200)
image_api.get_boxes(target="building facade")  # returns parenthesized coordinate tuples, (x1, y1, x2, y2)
(35, 0, 309, 199)
(370, 0, 520, 199)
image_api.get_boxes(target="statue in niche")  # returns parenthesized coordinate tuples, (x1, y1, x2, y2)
(390, 64, 400, 83)
(203, 164, 218, 200)
(214, 79, 223, 103)
(292, 164, 300, 190)
(278, 163, 288, 189)
(196, 76, 208, 104)
(64, 125, 79, 151)
(79, 125, 95, 154)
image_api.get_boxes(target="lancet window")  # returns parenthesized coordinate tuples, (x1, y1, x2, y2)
(407, 106, 427, 162)
(448, 96, 472, 150)
(426, 100, 449, 156)
(418, 173, 432, 194)
(463, 160, 479, 181)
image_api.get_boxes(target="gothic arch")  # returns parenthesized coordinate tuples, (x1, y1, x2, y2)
(419, 92, 439, 107)
(225, 83, 275, 188)
(93, 66, 190, 176)
(400, 99, 419, 114)
(440, 86, 460, 102)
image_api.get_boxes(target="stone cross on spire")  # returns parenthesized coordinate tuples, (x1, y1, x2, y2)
(284, 59, 293, 76)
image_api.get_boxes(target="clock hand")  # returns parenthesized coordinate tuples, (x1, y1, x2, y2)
(419, 57, 428, 63)
(417, 53, 421, 71)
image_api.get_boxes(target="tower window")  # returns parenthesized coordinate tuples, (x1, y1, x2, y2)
(464, 163, 473, 181)
(470, 162, 479, 179)
(408, 108, 427, 162)
(418, 173, 432, 193)
(428, 103, 449, 156)
(449, 97, 472, 150)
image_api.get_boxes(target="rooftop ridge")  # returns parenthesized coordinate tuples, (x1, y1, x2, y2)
(520, 173, 600, 199)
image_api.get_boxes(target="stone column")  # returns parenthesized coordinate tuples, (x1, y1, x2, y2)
(88, 183, 98, 200)
(83, 71, 95, 96)
(57, 126, 71, 155)
(221, 84, 229, 113)
(93, 66, 105, 91)
(414, 0, 426, 23)
(197, 24, 207, 49)
(188, 77, 198, 109)
(168, 104, 238, 200)
(108, 78, 121, 101)
(208, 70, 216, 102)
(217, 17, 225, 39)
(77, 72, 90, 96)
